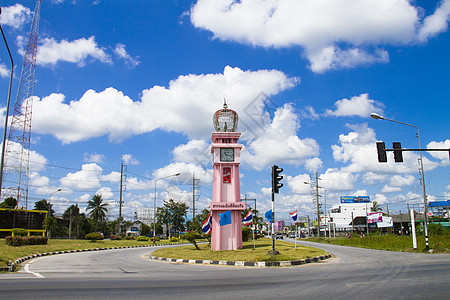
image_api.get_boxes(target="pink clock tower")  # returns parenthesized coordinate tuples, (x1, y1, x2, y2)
(210, 101, 245, 251)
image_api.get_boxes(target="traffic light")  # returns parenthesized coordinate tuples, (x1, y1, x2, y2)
(272, 165, 283, 193)
(376, 142, 387, 163)
(392, 142, 403, 162)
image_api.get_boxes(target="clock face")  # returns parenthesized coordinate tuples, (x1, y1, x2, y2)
(220, 148, 234, 162)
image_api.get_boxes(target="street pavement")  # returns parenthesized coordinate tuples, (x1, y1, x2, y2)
(0, 240, 449, 299)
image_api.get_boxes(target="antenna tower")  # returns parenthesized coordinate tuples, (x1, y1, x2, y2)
(1, 0, 41, 208)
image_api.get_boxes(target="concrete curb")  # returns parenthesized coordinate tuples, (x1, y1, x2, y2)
(2, 243, 188, 272)
(149, 254, 332, 268)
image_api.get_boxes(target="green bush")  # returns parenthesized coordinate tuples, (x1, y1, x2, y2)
(123, 235, 136, 240)
(169, 236, 179, 242)
(12, 228, 28, 237)
(109, 235, 122, 240)
(242, 226, 251, 242)
(85, 232, 104, 241)
(184, 231, 201, 250)
(428, 223, 449, 235)
(5, 236, 24, 246)
(136, 236, 149, 241)
(23, 236, 48, 245)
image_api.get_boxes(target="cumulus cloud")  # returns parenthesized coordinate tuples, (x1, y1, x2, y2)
(190, 0, 448, 72)
(84, 152, 105, 163)
(36, 36, 111, 67)
(32, 66, 297, 143)
(305, 157, 323, 172)
(0, 63, 10, 78)
(1, 141, 47, 173)
(172, 139, 211, 166)
(153, 162, 213, 185)
(60, 163, 104, 190)
(417, 0, 450, 42)
(427, 139, 450, 162)
(114, 43, 140, 68)
(122, 154, 140, 165)
(325, 93, 384, 118)
(0, 4, 31, 29)
(287, 174, 312, 194)
(242, 103, 319, 170)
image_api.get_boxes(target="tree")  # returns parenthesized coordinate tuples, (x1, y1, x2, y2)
(34, 199, 54, 216)
(188, 208, 210, 232)
(372, 201, 382, 212)
(164, 199, 189, 235)
(86, 194, 108, 231)
(0, 197, 17, 208)
(63, 204, 80, 238)
(43, 217, 57, 238)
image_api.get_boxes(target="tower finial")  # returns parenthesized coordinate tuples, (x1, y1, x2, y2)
(223, 96, 228, 109)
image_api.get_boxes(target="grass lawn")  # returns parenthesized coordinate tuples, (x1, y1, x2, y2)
(307, 234, 450, 253)
(152, 238, 328, 262)
(0, 238, 193, 269)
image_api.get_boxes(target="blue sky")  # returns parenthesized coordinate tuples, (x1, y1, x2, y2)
(0, 0, 449, 224)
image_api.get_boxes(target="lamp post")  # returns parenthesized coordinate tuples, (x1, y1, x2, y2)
(48, 188, 62, 217)
(153, 173, 180, 238)
(370, 112, 429, 249)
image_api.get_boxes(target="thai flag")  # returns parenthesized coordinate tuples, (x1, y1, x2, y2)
(289, 209, 298, 223)
(201, 211, 212, 235)
(242, 210, 253, 226)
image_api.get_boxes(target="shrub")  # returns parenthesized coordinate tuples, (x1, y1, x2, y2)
(5, 236, 23, 246)
(12, 228, 28, 237)
(242, 226, 251, 242)
(23, 236, 48, 245)
(184, 231, 201, 250)
(109, 235, 122, 240)
(169, 236, 179, 243)
(124, 235, 136, 240)
(85, 232, 104, 241)
(136, 236, 149, 241)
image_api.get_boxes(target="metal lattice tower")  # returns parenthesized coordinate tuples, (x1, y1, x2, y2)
(2, 0, 41, 208)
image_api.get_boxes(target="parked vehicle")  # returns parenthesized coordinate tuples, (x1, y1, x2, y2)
(275, 232, 283, 239)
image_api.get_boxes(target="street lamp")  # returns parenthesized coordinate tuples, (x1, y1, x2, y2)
(153, 173, 180, 238)
(48, 188, 62, 217)
(370, 112, 429, 249)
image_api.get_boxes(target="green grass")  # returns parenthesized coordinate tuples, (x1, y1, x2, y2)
(152, 238, 328, 262)
(0, 238, 193, 268)
(307, 234, 450, 253)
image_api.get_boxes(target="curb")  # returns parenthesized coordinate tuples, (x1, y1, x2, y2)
(149, 254, 332, 267)
(1, 243, 187, 272)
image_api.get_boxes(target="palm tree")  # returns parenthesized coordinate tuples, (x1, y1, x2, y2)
(63, 204, 80, 238)
(43, 217, 57, 238)
(87, 194, 108, 232)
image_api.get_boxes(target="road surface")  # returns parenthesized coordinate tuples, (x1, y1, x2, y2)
(0, 240, 449, 299)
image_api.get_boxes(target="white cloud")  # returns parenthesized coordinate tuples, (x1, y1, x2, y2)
(1, 141, 47, 173)
(36, 36, 111, 67)
(418, 0, 450, 42)
(172, 139, 211, 166)
(319, 168, 358, 191)
(325, 93, 384, 118)
(0, 63, 10, 78)
(242, 104, 319, 170)
(153, 162, 213, 185)
(32, 66, 297, 143)
(190, 0, 422, 72)
(122, 154, 140, 165)
(114, 43, 140, 68)
(427, 139, 450, 162)
(84, 152, 105, 163)
(60, 163, 103, 190)
(0, 4, 31, 29)
(287, 174, 312, 194)
(305, 157, 323, 172)
(308, 46, 389, 73)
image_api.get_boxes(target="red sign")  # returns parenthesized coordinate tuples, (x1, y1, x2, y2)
(223, 167, 231, 183)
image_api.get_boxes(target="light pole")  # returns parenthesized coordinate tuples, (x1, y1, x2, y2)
(370, 112, 429, 249)
(153, 173, 180, 238)
(48, 188, 62, 217)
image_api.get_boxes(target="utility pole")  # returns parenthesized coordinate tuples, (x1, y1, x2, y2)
(315, 172, 320, 237)
(192, 174, 200, 220)
(118, 160, 124, 234)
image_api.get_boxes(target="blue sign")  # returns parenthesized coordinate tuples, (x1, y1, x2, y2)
(340, 196, 370, 203)
(130, 227, 139, 232)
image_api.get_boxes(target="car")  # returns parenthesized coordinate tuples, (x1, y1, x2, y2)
(275, 232, 283, 239)
(288, 232, 296, 238)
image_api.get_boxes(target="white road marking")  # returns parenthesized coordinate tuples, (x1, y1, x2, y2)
(24, 262, 45, 278)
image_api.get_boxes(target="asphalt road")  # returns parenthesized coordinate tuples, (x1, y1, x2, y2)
(1, 240, 449, 299)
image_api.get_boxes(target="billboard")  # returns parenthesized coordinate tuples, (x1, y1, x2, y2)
(340, 196, 370, 203)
